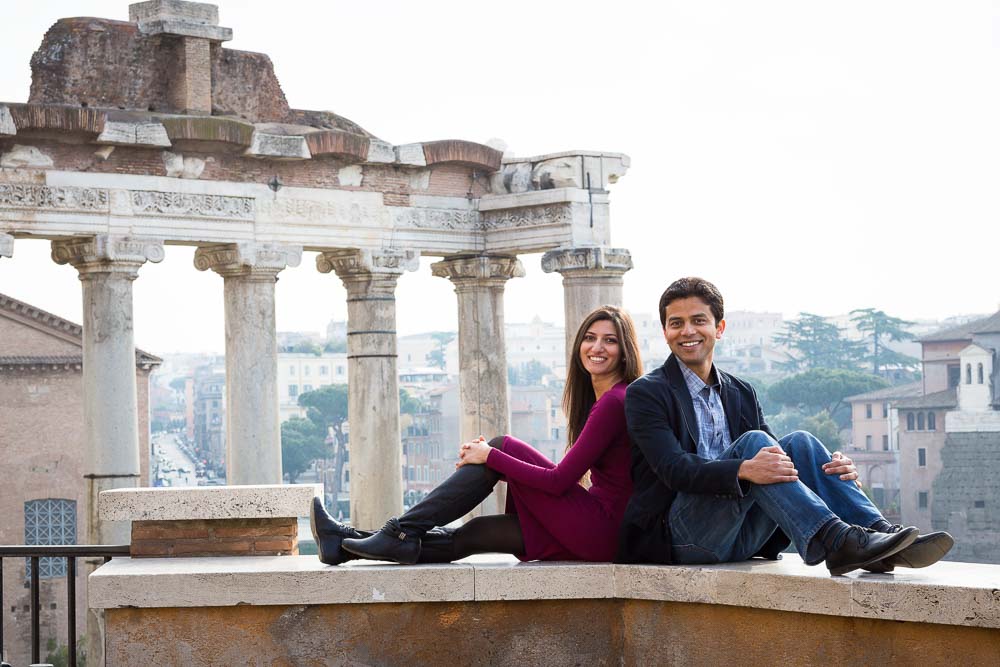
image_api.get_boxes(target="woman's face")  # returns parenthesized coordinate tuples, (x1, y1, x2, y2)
(579, 319, 623, 382)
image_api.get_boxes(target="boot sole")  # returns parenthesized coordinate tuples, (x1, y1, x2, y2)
(828, 529, 918, 576)
(884, 532, 954, 569)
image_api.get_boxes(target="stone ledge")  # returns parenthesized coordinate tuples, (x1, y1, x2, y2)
(99, 484, 320, 521)
(88, 553, 1000, 629)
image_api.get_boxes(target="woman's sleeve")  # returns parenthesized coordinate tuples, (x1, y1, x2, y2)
(484, 391, 626, 495)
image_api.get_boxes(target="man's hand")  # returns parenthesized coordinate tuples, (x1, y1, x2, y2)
(823, 451, 861, 486)
(737, 445, 798, 484)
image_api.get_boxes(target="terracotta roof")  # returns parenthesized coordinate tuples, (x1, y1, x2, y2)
(0, 292, 161, 367)
(895, 388, 958, 410)
(919, 311, 1000, 342)
(845, 381, 923, 403)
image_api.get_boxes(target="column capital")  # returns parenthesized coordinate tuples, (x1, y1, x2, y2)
(431, 254, 525, 288)
(316, 247, 420, 278)
(540, 246, 632, 277)
(0, 233, 12, 259)
(194, 242, 303, 279)
(51, 235, 165, 277)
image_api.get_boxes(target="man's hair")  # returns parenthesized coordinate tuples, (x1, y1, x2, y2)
(658, 277, 724, 327)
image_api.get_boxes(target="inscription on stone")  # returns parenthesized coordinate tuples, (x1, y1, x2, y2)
(0, 184, 110, 212)
(258, 198, 387, 227)
(129, 191, 254, 220)
(481, 204, 572, 230)
(392, 207, 478, 230)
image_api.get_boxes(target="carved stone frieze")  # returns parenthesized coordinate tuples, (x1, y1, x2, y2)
(431, 255, 525, 286)
(0, 184, 110, 212)
(129, 190, 254, 220)
(481, 204, 573, 230)
(316, 248, 419, 277)
(51, 234, 165, 276)
(392, 207, 478, 231)
(194, 242, 302, 278)
(257, 197, 387, 227)
(0, 233, 13, 259)
(541, 246, 633, 275)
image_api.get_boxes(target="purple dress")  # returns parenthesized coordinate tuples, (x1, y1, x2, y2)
(484, 382, 631, 562)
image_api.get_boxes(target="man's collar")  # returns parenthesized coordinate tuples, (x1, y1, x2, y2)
(678, 360, 720, 396)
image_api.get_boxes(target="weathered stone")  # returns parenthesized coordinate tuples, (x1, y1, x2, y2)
(317, 248, 418, 529)
(532, 156, 583, 189)
(245, 132, 311, 160)
(161, 151, 208, 179)
(366, 138, 396, 163)
(496, 162, 532, 194)
(408, 169, 430, 191)
(0, 144, 54, 169)
(0, 105, 15, 137)
(93, 146, 116, 161)
(96, 120, 172, 147)
(337, 165, 363, 187)
(395, 143, 427, 167)
(100, 484, 319, 522)
(195, 243, 302, 485)
(129, 0, 233, 42)
(0, 233, 12, 259)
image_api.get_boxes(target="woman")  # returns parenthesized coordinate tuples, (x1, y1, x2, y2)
(310, 305, 642, 565)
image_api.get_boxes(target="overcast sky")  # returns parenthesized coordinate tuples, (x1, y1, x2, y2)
(1, 1, 997, 353)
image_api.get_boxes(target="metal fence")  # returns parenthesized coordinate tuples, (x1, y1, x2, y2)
(0, 544, 129, 667)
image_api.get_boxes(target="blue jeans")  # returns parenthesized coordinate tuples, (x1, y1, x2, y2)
(669, 430, 884, 565)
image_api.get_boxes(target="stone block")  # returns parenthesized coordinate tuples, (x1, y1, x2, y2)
(532, 156, 583, 189)
(99, 484, 320, 522)
(244, 132, 311, 160)
(162, 151, 208, 179)
(408, 169, 430, 191)
(129, 0, 233, 41)
(366, 139, 396, 163)
(337, 165, 363, 187)
(96, 120, 171, 147)
(395, 143, 427, 167)
(0, 145, 54, 169)
(0, 106, 15, 137)
(473, 561, 615, 601)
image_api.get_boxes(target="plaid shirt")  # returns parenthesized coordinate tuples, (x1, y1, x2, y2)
(679, 362, 732, 461)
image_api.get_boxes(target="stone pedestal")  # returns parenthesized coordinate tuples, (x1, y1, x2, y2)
(51, 234, 164, 667)
(195, 243, 302, 485)
(317, 248, 418, 529)
(432, 255, 524, 516)
(541, 247, 632, 356)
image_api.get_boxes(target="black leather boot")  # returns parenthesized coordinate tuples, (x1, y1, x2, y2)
(341, 463, 499, 564)
(418, 528, 457, 564)
(822, 521, 919, 576)
(862, 523, 955, 573)
(310, 497, 371, 566)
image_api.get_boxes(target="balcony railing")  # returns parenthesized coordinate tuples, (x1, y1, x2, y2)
(0, 544, 129, 667)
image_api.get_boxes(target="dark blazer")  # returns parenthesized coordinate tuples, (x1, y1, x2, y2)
(616, 354, 787, 564)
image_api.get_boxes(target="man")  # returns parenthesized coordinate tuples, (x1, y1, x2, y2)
(618, 277, 954, 575)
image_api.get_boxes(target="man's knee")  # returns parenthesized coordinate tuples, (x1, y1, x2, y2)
(781, 430, 830, 455)
(735, 430, 776, 457)
(488, 436, 506, 450)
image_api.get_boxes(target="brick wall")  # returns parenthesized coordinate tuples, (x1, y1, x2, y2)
(130, 517, 297, 557)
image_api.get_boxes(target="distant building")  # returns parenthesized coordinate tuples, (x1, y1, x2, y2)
(277, 351, 349, 422)
(0, 293, 159, 666)
(192, 364, 225, 472)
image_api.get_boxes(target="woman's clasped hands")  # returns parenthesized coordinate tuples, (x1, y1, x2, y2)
(456, 436, 491, 468)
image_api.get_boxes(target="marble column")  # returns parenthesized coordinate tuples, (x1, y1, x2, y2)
(0, 232, 12, 258)
(317, 248, 418, 529)
(194, 242, 302, 485)
(51, 234, 164, 544)
(541, 246, 633, 357)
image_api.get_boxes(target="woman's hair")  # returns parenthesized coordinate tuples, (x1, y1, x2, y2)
(562, 305, 643, 450)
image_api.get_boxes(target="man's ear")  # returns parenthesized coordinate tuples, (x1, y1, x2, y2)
(715, 318, 726, 340)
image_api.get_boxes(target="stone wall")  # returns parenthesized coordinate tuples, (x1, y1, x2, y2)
(933, 431, 1000, 562)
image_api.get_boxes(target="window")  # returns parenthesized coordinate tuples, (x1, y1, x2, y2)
(289, 385, 298, 397)
(966, 364, 972, 384)
(290, 366, 296, 376)
(918, 448, 926, 467)
(928, 412, 936, 431)
(882, 403, 889, 418)
(303, 384, 313, 393)
(948, 365, 961, 388)
(336, 366, 345, 376)
(304, 366, 310, 377)
(24, 499, 76, 578)
(917, 412, 925, 431)
(320, 366, 329, 376)
(882, 435, 889, 451)
(865, 404, 872, 419)
(865, 435, 872, 450)
(918, 492, 928, 509)
(906, 413, 915, 431)
(974, 500, 986, 509)
(978, 363, 984, 384)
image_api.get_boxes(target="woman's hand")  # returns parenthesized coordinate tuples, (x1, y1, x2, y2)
(456, 436, 491, 468)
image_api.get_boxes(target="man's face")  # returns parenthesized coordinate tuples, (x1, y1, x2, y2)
(662, 296, 726, 370)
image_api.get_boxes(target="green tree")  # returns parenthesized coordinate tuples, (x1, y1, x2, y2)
(297, 384, 349, 495)
(800, 410, 844, 450)
(280, 416, 330, 484)
(774, 313, 865, 371)
(427, 331, 456, 369)
(399, 387, 424, 415)
(767, 368, 888, 427)
(169, 376, 187, 394)
(508, 360, 553, 386)
(292, 340, 323, 356)
(323, 339, 346, 353)
(849, 308, 918, 376)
